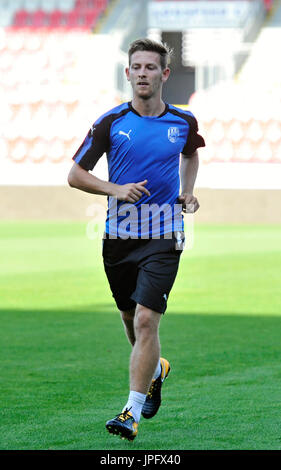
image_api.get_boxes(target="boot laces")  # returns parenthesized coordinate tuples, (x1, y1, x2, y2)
(147, 378, 160, 399)
(118, 408, 132, 422)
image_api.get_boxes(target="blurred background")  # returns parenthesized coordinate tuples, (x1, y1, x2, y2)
(0, 0, 280, 223)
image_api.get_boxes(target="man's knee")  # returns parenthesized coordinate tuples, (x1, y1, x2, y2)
(134, 304, 160, 336)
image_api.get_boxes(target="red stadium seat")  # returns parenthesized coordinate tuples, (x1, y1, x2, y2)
(49, 10, 65, 28)
(65, 10, 88, 29)
(83, 8, 99, 27)
(75, 0, 96, 8)
(13, 10, 30, 28)
(76, 0, 107, 10)
(12, 2, 107, 29)
(32, 10, 49, 28)
(97, 0, 108, 8)
(65, 10, 79, 27)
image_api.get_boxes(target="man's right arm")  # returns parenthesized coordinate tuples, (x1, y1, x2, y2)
(68, 161, 118, 196)
(68, 162, 150, 203)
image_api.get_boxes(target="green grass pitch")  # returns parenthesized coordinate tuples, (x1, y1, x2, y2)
(0, 221, 280, 450)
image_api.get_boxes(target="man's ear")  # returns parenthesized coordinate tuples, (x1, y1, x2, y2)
(125, 67, 130, 81)
(161, 67, 170, 83)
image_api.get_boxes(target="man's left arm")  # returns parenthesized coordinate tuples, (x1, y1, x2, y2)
(178, 150, 199, 213)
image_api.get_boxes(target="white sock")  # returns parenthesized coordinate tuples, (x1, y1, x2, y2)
(122, 390, 146, 423)
(152, 359, 161, 380)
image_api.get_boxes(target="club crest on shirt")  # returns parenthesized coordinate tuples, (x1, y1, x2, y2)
(167, 127, 180, 143)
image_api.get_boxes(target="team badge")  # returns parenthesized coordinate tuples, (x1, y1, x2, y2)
(168, 127, 180, 143)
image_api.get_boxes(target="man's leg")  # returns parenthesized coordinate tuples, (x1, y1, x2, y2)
(129, 304, 161, 394)
(120, 308, 136, 346)
(120, 306, 162, 385)
(129, 306, 170, 421)
(106, 304, 170, 438)
(106, 238, 179, 439)
(117, 304, 161, 426)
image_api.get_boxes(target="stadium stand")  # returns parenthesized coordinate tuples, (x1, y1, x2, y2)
(187, 0, 280, 165)
(190, 83, 281, 164)
(0, 0, 117, 167)
(0, 0, 109, 29)
(0, 0, 279, 175)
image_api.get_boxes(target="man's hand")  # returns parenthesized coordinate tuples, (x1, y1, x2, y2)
(178, 193, 200, 213)
(114, 179, 151, 203)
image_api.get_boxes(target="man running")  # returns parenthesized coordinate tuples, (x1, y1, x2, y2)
(68, 38, 205, 441)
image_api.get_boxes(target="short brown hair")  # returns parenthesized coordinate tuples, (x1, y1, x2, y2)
(128, 38, 172, 70)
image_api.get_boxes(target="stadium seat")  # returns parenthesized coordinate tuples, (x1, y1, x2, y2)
(254, 141, 273, 162)
(29, 138, 47, 163)
(227, 120, 244, 144)
(49, 10, 65, 28)
(83, 8, 99, 27)
(9, 139, 28, 163)
(98, 0, 108, 7)
(235, 140, 255, 162)
(208, 121, 224, 143)
(0, 29, 186, 171)
(265, 121, 281, 143)
(64, 10, 86, 28)
(75, 0, 93, 8)
(246, 120, 263, 143)
(200, 144, 214, 164)
(263, 0, 273, 11)
(11, 0, 109, 29)
(12, 9, 30, 28)
(32, 10, 49, 28)
(75, 0, 107, 9)
(64, 137, 79, 157)
(48, 138, 65, 162)
(216, 140, 234, 162)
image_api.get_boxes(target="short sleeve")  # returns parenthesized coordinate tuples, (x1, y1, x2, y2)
(72, 117, 111, 171)
(182, 115, 205, 157)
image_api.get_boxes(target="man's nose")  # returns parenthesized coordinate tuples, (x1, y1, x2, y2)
(138, 69, 147, 77)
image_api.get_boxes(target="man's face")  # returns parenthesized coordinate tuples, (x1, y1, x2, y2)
(126, 51, 170, 100)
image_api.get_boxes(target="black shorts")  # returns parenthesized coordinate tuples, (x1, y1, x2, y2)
(102, 233, 184, 314)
